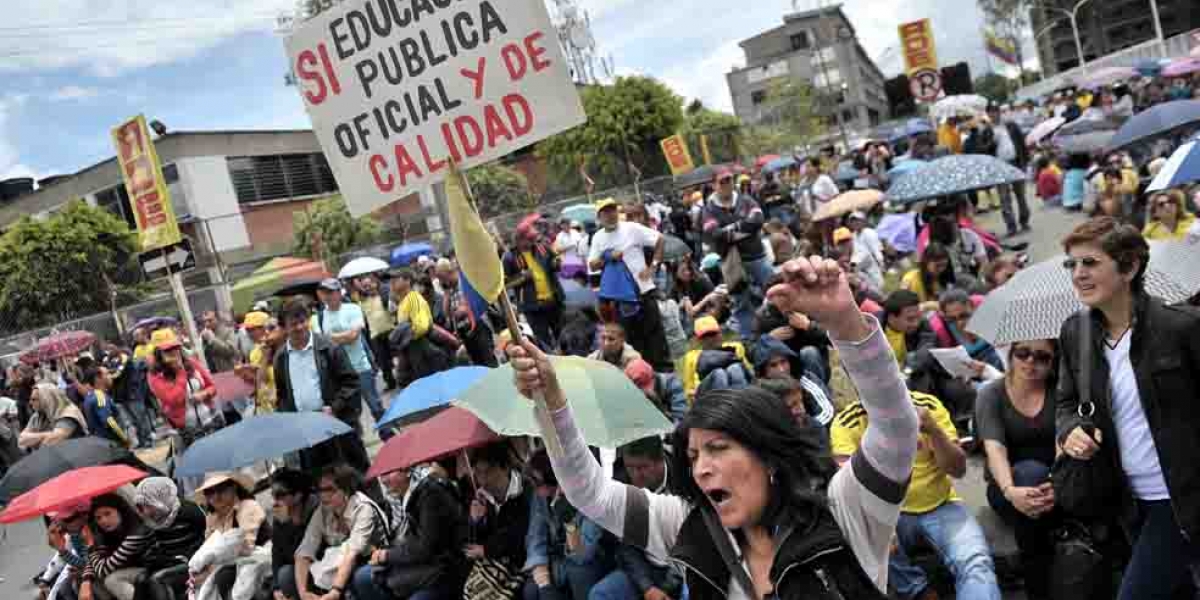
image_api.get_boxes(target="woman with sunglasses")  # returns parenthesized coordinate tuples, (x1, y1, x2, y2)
(1142, 190, 1196, 242)
(1058, 217, 1200, 600)
(975, 340, 1059, 600)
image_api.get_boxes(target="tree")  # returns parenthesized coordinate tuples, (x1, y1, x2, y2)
(682, 101, 743, 165)
(974, 73, 1014, 103)
(537, 76, 684, 192)
(741, 79, 825, 157)
(0, 200, 145, 333)
(293, 195, 383, 261)
(467, 163, 533, 218)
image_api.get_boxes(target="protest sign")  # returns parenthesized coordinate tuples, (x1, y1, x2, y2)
(660, 134, 694, 175)
(112, 115, 182, 251)
(285, 0, 587, 216)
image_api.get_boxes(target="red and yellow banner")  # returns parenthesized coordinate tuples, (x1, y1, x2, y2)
(898, 19, 939, 76)
(112, 115, 181, 251)
(660, 134, 695, 176)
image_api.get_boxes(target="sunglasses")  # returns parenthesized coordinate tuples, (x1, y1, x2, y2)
(1012, 348, 1054, 365)
(1062, 256, 1103, 271)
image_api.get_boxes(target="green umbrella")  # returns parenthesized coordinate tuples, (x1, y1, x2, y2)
(454, 357, 674, 448)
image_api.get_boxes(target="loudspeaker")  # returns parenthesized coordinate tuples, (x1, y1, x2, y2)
(940, 62, 973, 95)
(885, 74, 916, 118)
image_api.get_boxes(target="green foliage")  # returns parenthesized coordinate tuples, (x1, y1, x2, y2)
(293, 195, 383, 261)
(0, 200, 144, 332)
(682, 101, 743, 165)
(975, 73, 1014, 103)
(537, 76, 684, 191)
(467, 163, 533, 219)
(741, 79, 824, 157)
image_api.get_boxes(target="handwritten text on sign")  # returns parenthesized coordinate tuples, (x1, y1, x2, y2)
(285, 0, 587, 216)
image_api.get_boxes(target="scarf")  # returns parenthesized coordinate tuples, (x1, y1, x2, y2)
(27, 384, 87, 435)
(382, 466, 432, 541)
(134, 477, 181, 531)
(479, 470, 523, 510)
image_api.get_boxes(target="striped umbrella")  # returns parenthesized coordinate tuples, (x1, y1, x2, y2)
(20, 331, 96, 365)
(1147, 135, 1200, 193)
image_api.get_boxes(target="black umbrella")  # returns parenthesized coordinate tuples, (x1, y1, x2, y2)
(662, 234, 691, 263)
(674, 165, 717, 189)
(0, 438, 155, 506)
(271, 276, 326, 299)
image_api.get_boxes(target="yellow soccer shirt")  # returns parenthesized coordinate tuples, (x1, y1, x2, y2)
(249, 344, 277, 413)
(523, 251, 554, 302)
(832, 391, 959, 514)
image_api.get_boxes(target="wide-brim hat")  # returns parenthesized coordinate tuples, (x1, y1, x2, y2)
(195, 472, 255, 500)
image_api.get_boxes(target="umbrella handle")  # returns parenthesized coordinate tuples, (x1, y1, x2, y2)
(498, 292, 565, 460)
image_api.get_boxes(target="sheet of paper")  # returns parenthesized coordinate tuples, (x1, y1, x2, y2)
(929, 346, 979, 380)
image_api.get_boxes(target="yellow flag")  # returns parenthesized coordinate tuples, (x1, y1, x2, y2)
(445, 161, 505, 301)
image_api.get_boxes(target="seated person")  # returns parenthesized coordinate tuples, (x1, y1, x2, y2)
(19, 384, 88, 450)
(287, 466, 386, 600)
(880, 291, 975, 421)
(901, 242, 957, 312)
(928, 290, 1003, 374)
(269, 470, 319, 599)
(354, 464, 467, 600)
(752, 284, 831, 382)
(37, 501, 93, 600)
(622, 359, 686, 424)
(680, 316, 752, 402)
(190, 473, 272, 600)
(587, 322, 642, 369)
(832, 391, 1000, 600)
(976, 340, 1059, 600)
(132, 477, 207, 599)
(522, 450, 611, 600)
(752, 337, 835, 430)
(81, 493, 153, 600)
(756, 377, 832, 451)
(464, 442, 535, 598)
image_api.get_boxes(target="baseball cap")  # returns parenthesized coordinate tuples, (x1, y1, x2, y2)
(715, 169, 734, 183)
(595, 197, 619, 212)
(251, 300, 271, 312)
(242, 311, 271, 329)
(623, 359, 656, 394)
(151, 328, 182, 352)
(848, 211, 867, 221)
(693, 316, 721, 339)
(317, 278, 343, 292)
(833, 227, 853, 245)
(689, 191, 703, 204)
(737, 174, 751, 184)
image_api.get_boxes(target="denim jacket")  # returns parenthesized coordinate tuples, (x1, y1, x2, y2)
(523, 493, 607, 585)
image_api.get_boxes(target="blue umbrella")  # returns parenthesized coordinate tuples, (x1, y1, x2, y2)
(763, 156, 797, 174)
(175, 413, 351, 477)
(876, 213, 918, 254)
(905, 118, 933, 136)
(560, 279, 598, 309)
(390, 242, 434, 267)
(888, 159, 927, 179)
(1108, 100, 1200, 150)
(1135, 58, 1164, 77)
(885, 154, 1026, 205)
(835, 161, 861, 182)
(128, 316, 176, 333)
(1147, 135, 1200, 193)
(377, 366, 490, 428)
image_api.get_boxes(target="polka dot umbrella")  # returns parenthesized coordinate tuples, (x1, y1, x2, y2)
(884, 154, 1026, 206)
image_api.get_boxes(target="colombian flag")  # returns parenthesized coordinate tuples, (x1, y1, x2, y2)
(445, 160, 504, 302)
(985, 30, 1018, 66)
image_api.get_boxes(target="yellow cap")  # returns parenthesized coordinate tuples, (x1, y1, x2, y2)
(242, 311, 270, 329)
(737, 174, 751, 184)
(833, 227, 853, 245)
(150, 328, 181, 351)
(595, 197, 618, 212)
(693, 316, 721, 339)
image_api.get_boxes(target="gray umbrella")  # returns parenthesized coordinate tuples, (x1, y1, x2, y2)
(885, 154, 1026, 206)
(662, 234, 691, 262)
(967, 240, 1199, 345)
(1054, 130, 1117, 155)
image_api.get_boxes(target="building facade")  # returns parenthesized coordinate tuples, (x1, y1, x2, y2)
(725, 4, 888, 145)
(1032, 0, 1200, 76)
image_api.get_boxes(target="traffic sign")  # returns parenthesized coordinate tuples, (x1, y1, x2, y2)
(139, 238, 195, 279)
(910, 68, 942, 103)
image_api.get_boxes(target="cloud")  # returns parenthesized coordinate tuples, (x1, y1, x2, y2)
(659, 40, 745, 113)
(0, 1, 296, 76)
(49, 85, 102, 101)
(0, 95, 34, 182)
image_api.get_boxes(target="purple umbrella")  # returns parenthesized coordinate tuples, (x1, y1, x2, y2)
(875, 214, 918, 254)
(1163, 57, 1200, 78)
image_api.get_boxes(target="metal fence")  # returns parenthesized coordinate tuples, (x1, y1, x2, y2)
(1015, 30, 1198, 101)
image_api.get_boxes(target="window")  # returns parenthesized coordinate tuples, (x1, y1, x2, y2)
(815, 68, 842, 88)
(842, 109, 855, 124)
(790, 32, 810, 51)
(751, 90, 767, 105)
(95, 184, 137, 230)
(226, 153, 338, 204)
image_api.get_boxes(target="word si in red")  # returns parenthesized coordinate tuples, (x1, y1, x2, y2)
(296, 43, 344, 105)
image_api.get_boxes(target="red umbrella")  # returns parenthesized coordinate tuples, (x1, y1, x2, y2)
(0, 465, 146, 523)
(754, 155, 781, 169)
(211, 371, 254, 405)
(21, 330, 96, 365)
(367, 407, 501, 479)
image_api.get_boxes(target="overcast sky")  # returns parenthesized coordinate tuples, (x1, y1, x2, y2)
(0, 0, 1022, 181)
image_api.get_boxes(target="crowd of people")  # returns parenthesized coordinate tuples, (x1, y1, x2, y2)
(3, 68, 1200, 600)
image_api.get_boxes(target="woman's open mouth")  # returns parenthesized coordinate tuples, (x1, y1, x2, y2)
(706, 488, 732, 507)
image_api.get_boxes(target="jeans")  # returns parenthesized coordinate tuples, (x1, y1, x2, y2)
(1000, 180, 1031, 233)
(796, 346, 828, 384)
(889, 501, 1001, 600)
(590, 569, 688, 600)
(352, 565, 389, 600)
(697, 364, 750, 396)
(357, 370, 384, 423)
(117, 399, 154, 447)
(734, 256, 777, 340)
(522, 560, 610, 600)
(1117, 499, 1200, 600)
(620, 291, 672, 372)
(524, 303, 565, 351)
(986, 460, 1057, 600)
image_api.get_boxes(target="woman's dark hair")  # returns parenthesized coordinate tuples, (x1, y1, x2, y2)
(558, 309, 599, 358)
(527, 449, 557, 488)
(1006, 339, 1060, 391)
(1061, 216, 1149, 293)
(152, 346, 194, 378)
(928, 214, 958, 248)
(272, 469, 313, 497)
(920, 242, 957, 294)
(90, 493, 143, 548)
(471, 440, 515, 471)
(670, 387, 834, 531)
(319, 464, 363, 496)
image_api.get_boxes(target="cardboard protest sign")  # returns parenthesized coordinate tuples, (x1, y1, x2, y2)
(285, 0, 587, 216)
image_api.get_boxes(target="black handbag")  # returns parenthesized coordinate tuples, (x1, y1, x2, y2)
(373, 563, 443, 598)
(1049, 519, 1114, 600)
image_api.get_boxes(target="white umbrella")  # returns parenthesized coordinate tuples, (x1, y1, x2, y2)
(1025, 117, 1066, 147)
(338, 257, 390, 279)
(931, 94, 989, 121)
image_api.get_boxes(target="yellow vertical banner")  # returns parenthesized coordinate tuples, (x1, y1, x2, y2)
(700, 134, 713, 166)
(112, 115, 181, 251)
(660, 134, 696, 175)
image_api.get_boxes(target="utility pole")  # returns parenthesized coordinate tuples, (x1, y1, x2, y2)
(1148, 0, 1166, 57)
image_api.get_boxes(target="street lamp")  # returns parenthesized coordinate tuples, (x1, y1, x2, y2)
(1035, 0, 1093, 74)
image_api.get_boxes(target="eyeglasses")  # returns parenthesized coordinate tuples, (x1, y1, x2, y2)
(1062, 256, 1103, 271)
(1154, 200, 1175, 209)
(1012, 348, 1054, 365)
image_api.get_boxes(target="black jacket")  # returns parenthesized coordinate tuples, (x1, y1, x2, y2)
(473, 478, 534, 568)
(754, 304, 831, 366)
(670, 502, 887, 600)
(383, 477, 468, 590)
(1003, 122, 1031, 168)
(502, 245, 564, 313)
(700, 194, 766, 261)
(1057, 294, 1200, 539)
(274, 333, 362, 424)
